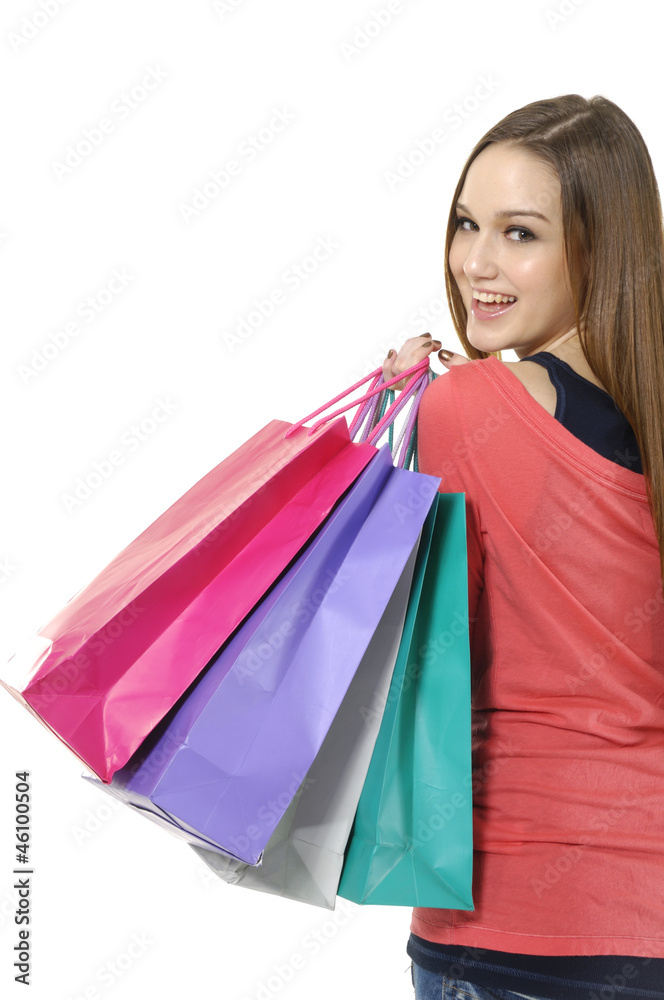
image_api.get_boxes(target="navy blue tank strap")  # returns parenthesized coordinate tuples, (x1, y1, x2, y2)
(520, 352, 566, 422)
(518, 352, 643, 473)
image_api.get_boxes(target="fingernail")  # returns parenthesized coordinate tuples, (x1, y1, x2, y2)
(386, 349, 394, 359)
(438, 349, 454, 362)
(421, 333, 431, 339)
(431, 340, 442, 350)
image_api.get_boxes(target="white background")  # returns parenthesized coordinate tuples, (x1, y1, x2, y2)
(0, 1, 659, 997)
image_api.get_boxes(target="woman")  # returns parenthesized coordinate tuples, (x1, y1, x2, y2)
(383, 94, 664, 1000)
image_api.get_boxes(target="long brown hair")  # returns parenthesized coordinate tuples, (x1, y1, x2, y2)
(444, 94, 664, 584)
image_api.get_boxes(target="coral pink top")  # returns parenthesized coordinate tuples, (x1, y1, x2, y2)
(412, 356, 664, 958)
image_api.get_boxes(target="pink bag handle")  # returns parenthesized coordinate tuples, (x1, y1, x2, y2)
(284, 358, 430, 440)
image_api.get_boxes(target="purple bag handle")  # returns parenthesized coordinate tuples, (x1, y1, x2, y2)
(395, 369, 431, 467)
(368, 368, 431, 468)
(352, 369, 424, 445)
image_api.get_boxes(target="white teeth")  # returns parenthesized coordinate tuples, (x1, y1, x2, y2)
(472, 290, 517, 304)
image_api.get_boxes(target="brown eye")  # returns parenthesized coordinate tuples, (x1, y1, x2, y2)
(505, 226, 535, 243)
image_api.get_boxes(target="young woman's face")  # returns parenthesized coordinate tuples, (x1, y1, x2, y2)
(448, 142, 577, 358)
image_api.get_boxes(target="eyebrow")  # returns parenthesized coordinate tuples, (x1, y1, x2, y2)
(455, 201, 550, 223)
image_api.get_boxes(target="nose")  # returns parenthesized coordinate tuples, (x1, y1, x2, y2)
(462, 230, 499, 283)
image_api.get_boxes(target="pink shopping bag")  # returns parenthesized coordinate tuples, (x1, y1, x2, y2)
(2, 417, 374, 781)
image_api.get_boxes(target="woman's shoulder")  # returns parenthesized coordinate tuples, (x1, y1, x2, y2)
(423, 355, 558, 421)
(499, 359, 557, 417)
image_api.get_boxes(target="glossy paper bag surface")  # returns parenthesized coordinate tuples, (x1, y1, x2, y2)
(103, 448, 441, 863)
(4, 418, 374, 781)
(337, 492, 473, 910)
(190, 542, 419, 908)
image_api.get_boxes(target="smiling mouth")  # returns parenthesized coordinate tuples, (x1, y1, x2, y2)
(469, 288, 518, 319)
(471, 295, 518, 319)
(476, 298, 515, 311)
(473, 291, 517, 304)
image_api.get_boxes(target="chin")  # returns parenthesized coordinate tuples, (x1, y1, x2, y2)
(465, 328, 507, 355)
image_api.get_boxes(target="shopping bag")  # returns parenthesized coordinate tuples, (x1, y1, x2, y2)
(1, 417, 375, 781)
(186, 362, 439, 904)
(189, 542, 419, 908)
(337, 490, 474, 910)
(86, 444, 441, 864)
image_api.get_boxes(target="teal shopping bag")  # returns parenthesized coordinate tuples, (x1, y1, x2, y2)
(337, 491, 473, 909)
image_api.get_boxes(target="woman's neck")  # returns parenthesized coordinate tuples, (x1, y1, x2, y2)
(537, 333, 608, 393)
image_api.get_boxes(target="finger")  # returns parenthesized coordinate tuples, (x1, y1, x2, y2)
(438, 348, 470, 367)
(383, 348, 396, 380)
(384, 349, 413, 391)
(395, 334, 438, 369)
(416, 333, 442, 355)
(384, 337, 437, 391)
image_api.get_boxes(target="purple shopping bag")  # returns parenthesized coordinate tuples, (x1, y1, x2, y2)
(87, 444, 440, 865)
